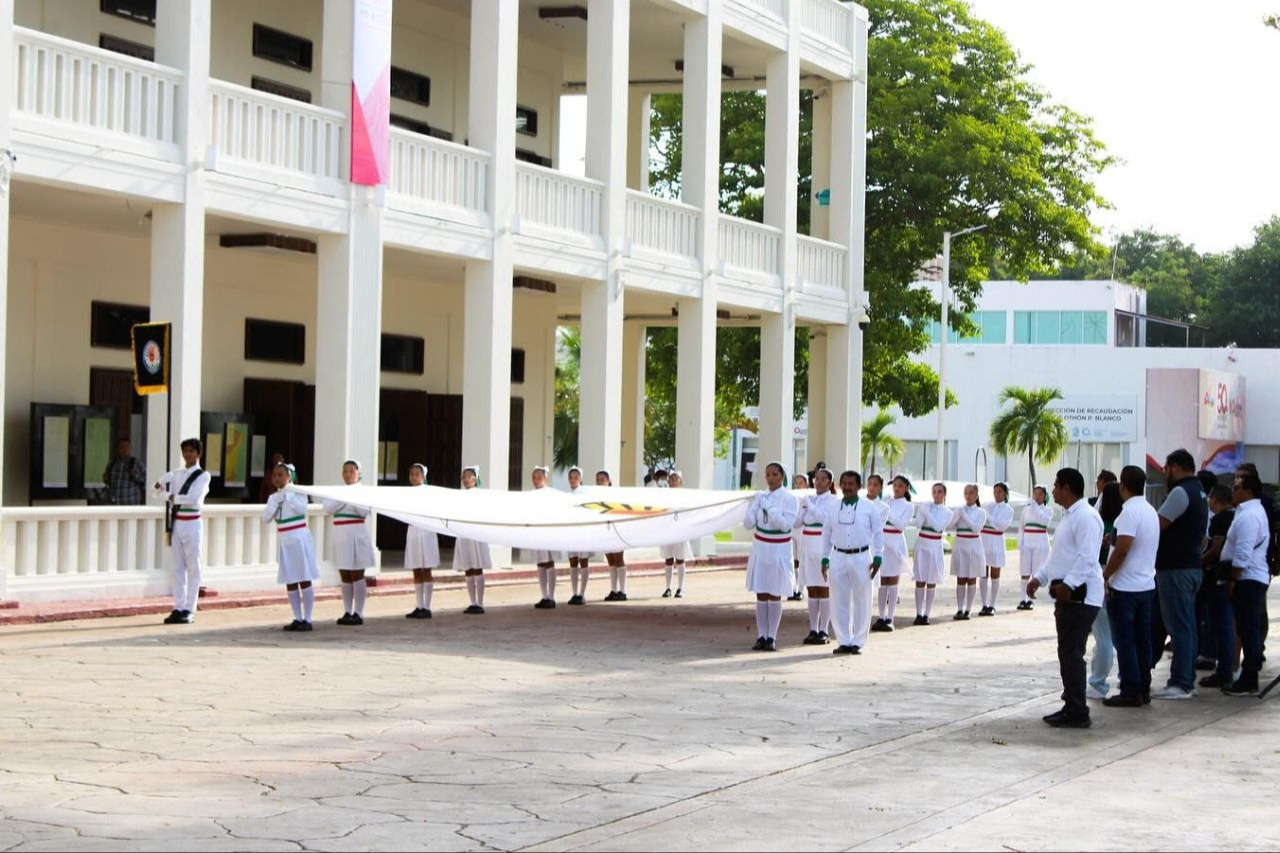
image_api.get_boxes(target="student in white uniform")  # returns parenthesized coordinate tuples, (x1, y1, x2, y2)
(404, 463, 441, 619)
(912, 483, 952, 625)
(661, 470, 693, 599)
(156, 437, 210, 625)
(1018, 485, 1053, 610)
(324, 460, 376, 626)
(455, 465, 493, 614)
(822, 470, 885, 655)
(598, 470, 629, 602)
(865, 474, 890, 636)
(949, 484, 988, 621)
(796, 467, 838, 644)
(565, 466, 592, 605)
(789, 472, 810, 601)
(744, 461, 799, 652)
(530, 465, 561, 609)
(979, 482, 1015, 616)
(873, 475, 915, 632)
(263, 462, 320, 632)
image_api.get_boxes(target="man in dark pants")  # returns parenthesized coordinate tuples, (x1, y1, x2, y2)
(1223, 473, 1272, 696)
(1152, 449, 1208, 700)
(1028, 468, 1105, 728)
(1101, 466, 1160, 707)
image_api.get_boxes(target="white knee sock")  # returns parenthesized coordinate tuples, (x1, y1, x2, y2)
(915, 587, 926, 616)
(817, 598, 832, 633)
(422, 582, 433, 611)
(618, 566, 628, 594)
(807, 597, 821, 631)
(288, 588, 302, 621)
(546, 568, 556, 600)
(957, 585, 967, 612)
(665, 563, 674, 589)
(415, 582, 425, 609)
(979, 577, 990, 608)
(677, 562, 686, 590)
(578, 565, 589, 596)
(877, 585, 890, 619)
(353, 579, 367, 616)
(885, 588, 898, 621)
(964, 583, 978, 613)
(537, 567, 547, 599)
(755, 602, 768, 638)
(609, 566, 619, 592)
(767, 600, 783, 640)
(988, 579, 1000, 609)
(1021, 576, 1032, 602)
(341, 582, 354, 614)
(301, 586, 315, 622)
(476, 573, 486, 606)
(924, 587, 937, 616)
(466, 575, 477, 606)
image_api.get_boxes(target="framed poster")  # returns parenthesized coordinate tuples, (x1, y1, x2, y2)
(204, 432, 224, 477)
(224, 422, 251, 487)
(42, 415, 71, 488)
(83, 417, 113, 488)
(251, 434, 268, 478)
(29, 404, 118, 502)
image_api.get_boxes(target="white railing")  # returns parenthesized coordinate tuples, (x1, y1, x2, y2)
(799, 0, 855, 52)
(514, 162, 605, 242)
(736, 0, 786, 19)
(718, 217, 782, 279)
(797, 235, 848, 294)
(12, 27, 182, 148)
(626, 191, 700, 261)
(209, 80, 344, 183)
(388, 128, 490, 218)
(0, 504, 330, 582)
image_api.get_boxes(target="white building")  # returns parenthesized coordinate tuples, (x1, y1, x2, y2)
(0, 0, 870, 601)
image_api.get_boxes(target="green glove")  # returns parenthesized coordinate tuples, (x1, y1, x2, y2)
(821, 558, 830, 569)
(873, 556, 882, 569)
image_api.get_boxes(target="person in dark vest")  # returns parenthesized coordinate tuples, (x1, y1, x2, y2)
(1151, 449, 1209, 700)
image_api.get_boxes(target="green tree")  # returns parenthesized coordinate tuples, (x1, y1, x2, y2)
(1202, 217, 1280, 348)
(553, 327, 580, 471)
(988, 386, 1070, 487)
(861, 410, 905, 475)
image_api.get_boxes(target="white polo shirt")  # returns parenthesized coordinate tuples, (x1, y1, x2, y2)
(1110, 496, 1159, 593)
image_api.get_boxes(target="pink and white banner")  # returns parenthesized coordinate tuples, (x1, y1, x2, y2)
(351, 0, 393, 186)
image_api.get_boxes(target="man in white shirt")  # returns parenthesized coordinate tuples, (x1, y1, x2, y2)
(1101, 466, 1160, 707)
(820, 471, 885, 655)
(1222, 473, 1272, 696)
(1028, 467, 1105, 728)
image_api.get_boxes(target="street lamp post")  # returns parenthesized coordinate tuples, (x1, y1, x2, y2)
(936, 223, 991, 480)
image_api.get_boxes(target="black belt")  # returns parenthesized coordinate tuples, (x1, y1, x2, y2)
(834, 546, 869, 555)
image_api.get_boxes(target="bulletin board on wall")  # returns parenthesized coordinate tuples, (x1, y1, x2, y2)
(28, 404, 120, 504)
(198, 412, 260, 502)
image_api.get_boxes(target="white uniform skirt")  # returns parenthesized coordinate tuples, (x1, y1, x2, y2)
(880, 532, 910, 579)
(950, 537, 986, 579)
(331, 521, 376, 571)
(981, 531, 1007, 568)
(746, 536, 794, 598)
(660, 540, 693, 561)
(405, 526, 441, 570)
(531, 548, 563, 565)
(454, 537, 493, 571)
(798, 531, 828, 587)
(913, 535, 945, 585)
(1020, 543, 1049, 577)
(277, 528, 320, 585)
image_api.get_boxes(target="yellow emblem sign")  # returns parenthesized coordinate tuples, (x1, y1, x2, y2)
(577, 501, 666, 517)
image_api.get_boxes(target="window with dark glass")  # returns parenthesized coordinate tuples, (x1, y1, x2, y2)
(381, 334, 425, 375)
(251, 76, 312, 103)
(515, 148, 552, 168)
(101, 0, 156, 26)
(390, 67, 431, 106)
(252, 24, 313, 71)
(511, 349, 526, 384)
(91, 302, 150, 349)
(245, 319, 306, 365)
(99, 34, 154, 61)
(516, 106, 538, 137)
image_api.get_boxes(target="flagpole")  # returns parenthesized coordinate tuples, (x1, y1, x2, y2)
(165, 322, 173, 545)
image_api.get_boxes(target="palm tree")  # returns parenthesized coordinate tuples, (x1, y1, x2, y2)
(552, 327, 581, 470)
(988, 386, 1070, 487)
(861, 410, 905, 475)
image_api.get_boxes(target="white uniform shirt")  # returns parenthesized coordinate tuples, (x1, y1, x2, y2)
(1019, 502, 1054, 549)
(982, 501, 1014, 535)
(917, 503, 953, 539)
(162, 466, 210, 519)
(1034, 499, 1105, 607)
(744, 487, 799, 535)
(798, 491, 839, 530)
(819, 497, 885, 561)
(1109, 495, 1159, 593)
(1222, 499, 1272, 585)
(885, 497, 914, 534)
(950, 504, 987, 538)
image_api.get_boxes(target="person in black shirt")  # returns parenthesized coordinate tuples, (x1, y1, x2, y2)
(1200, 485, 1236, 688)
(1152, 449, 1209, 700)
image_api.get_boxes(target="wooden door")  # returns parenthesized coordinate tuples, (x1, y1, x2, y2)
(244, 378, 315, 488)
(376, 388, 431, 551)
(508, 396, 524, 490)
(89, 368, 142, 446)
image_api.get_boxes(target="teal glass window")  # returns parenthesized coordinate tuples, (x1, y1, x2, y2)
(1035, 311, 1060, 344)
(1060, 311, 1083, 344)
(1014, 311, 1032, 343)
(1083, 311, 1108, 344)
(1013, 310, 1109, 345)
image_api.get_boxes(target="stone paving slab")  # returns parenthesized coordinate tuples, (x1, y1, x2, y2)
(0, 568, 1276, 852)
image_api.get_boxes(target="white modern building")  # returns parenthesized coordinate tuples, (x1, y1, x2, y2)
(0, 0, 870, 601)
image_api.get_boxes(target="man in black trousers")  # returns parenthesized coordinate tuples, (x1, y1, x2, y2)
(1028, 468, 1106, 728)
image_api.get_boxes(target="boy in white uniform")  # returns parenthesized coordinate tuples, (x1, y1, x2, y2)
(565, 466, 592, 605)
(404, 463, 442, 619)
(157, 437, 210, 625)
(455, 465, 493, 614)
(324, 460, 376, 626)
(744, 462, 799, 651)
(788, 472, 810, 601)
(979, 482, 1014, 616)
(873, 475, 915, 632)
(263, 462, 320, 632)
(1018, 486, 1053, 610)
(913, 483, 953, 625)
(530, 466, 562, 609)
(949, 485, 988, 620)
(821, 470, 885, 655)
(661, 470, 694, 598)
(598, 470, 629, 601)
(796, 467, 838, 644)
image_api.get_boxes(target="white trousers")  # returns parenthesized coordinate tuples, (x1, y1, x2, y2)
(171, 521, 202, 612)
(829, 551, 873, 649)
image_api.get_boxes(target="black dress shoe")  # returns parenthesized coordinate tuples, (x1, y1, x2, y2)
(164, 610, 184, 624)
(337, 613, 353, 625)
(604, 592, 618, 602)
(1042, 708, 1069, 724)
(662, 589, 672, 598)
(405, 608, 423, 619)
(881, 621, 895, 632)
(787, 593, 803, 602)
(752, 637, 768, 651)
(849, 646, 861, 655)
(869, 619, 885, 632)
(1199, 672, 1231, 689)
(177, 611, 194, 624)
(617, 593, 628, 602)
(1046, 714, 1091, 729)
(978, 607, 994, 617)
(1023, 601, 1035, 611)
(421, 609, 432, 619)
(674, 590, 684, 598)
(833, 645, 855, 655)
(534, 599, 552, 609)
(763, 638, 778, 652)
(464, 605, 485, 615)
(1102, 695, 1143, 708)
(802, 630, 819, 645)
(568, 595, 585, 606)
(816, 631, 831, 644)
(961, 611, 971, 620)
(349, 614, 364, 625)
(954, 611, 966, 621)
(296, 621, 314, 632)
(1222, 681, 1260, 696)
(283, 620, 301, 632)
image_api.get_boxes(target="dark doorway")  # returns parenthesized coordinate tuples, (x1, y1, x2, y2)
(377, 388, 431, 552)
(244, 378, 316, 487)
(89, 367, 144, 449)
(509, 396, 524, 490)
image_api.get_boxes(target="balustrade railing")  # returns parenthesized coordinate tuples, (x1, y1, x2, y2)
(626, 192, 700, 261)
(514, 163, 604, 242)
(797, 235, 848, 294)
(718, 217, 783, 280)
(209, 80, 344, 182)
(388, 128, 490, 218)
(799, 0, 855, 52)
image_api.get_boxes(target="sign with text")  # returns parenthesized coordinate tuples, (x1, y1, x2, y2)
(351, 0, 392, 185)
(1044, 395, 1138, 443)
(1198, 369, 1245, 442)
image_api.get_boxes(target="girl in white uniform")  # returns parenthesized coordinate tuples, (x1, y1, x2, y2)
(455, 465, 493, 615)
(598, 470, 629, 602)
(744, 461, 799, 652)
(1017, 485, 1053, 610)
(788, 472, 810, 601)
(912, 483, 952, 626)
(873, 475, 915, 632)
(795, 467, 837, 644)
(948, 484, 988, 620)
(404, 463, 441, 619)
(979, 482, 1014, 616)
(530, 466, 561, 609)
(565, 466, 592, 605)
(865, 475, 889, 638)
(661, 470, 694, 599)
(263, 462, 320, 632)
(324, 459, 376, 626)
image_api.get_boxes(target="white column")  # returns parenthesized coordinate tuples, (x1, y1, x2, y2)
(627, 90, 651, 192)
(314, 0, 385, 484)
(147, 0, 210, 486)
(805, 330, 827, 470)
(577, 0, 630, 479)
(675, 2, 722, 497)
(462, 0, 518, 494)
(0, 0, 12, 604)
(823, 11, 868, 473)
(619, 322, 646, 486)
(755, 7, 800, 481)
